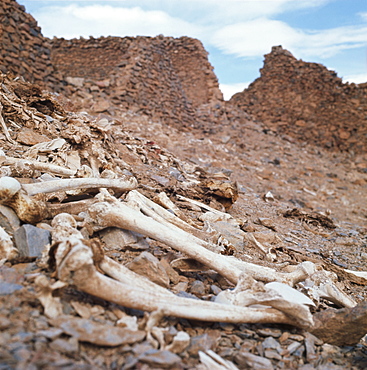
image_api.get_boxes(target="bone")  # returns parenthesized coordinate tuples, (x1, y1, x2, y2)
(247, 233, 277, 262)
(0, 102, 17, 144)
(50, 214, 308, 328)
(0, 155, 76, 177)
(46, 198, 96, 219)
(83, 192, 311, 286)
(83, 191, 356, 309)
(0, 176, 47, 223)
(0, 226, 18, 264)
(0, 176, 138, 223)
(125, 190, 216, 248)
(21, 176, 138, 196)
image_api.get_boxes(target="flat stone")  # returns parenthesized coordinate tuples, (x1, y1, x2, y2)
(0, 205, 20, 234)
(14, 224, 51, 258)
(262, 336, 282, 353)
(0, 315, 12, 330)
(311, 301, 367, 346)
(187, 332, 220, 356)
(50, 337, 79, 354)
(138, 349, 181, 368)
(49, 315, 145, 347)
(99, 227, 149, 250)
(236, 351, 274, 370)
(37, 328, 63, 340)
(0, 281, 23, 295)
(16, 128, 50, 146)
(190, 280, 206, 296)
(127, 251, 170, 288)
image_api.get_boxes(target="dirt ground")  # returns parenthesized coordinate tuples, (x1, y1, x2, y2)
(0, 76, 366, 369)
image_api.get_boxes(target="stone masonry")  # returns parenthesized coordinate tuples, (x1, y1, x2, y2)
(230, 46, 367, 153)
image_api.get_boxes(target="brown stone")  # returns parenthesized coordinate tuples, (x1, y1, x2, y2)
(310, 301, 367, 346)
(16, 128, 51, 145)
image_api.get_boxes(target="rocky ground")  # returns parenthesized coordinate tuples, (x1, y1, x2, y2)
(0, 74, 366, 369)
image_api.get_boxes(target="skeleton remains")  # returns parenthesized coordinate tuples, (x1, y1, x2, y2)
(0, 168, 360, 333)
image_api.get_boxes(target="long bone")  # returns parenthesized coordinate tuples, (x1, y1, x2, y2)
(125, 190, 221, 252)
(84, 190, 356, 308)
(0, 176, 138, 223)
(0, 150, 76, 177)
(51, 213, 311, 328)
(21, 176, 138, 196)
(84, 192, 311, 286)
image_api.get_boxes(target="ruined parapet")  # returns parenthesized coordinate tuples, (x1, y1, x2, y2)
(230, 46, 367, 152)
(50, 35, 224, 130)
(0, 0, 57, 87)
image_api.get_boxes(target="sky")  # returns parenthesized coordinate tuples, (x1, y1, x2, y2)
(19, 0, 367, 100)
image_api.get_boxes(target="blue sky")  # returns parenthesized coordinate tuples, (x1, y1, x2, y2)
(20, 0, 367, 99)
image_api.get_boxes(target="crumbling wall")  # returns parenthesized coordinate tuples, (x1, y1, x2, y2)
(230, 46, 367, 152)
(50, 35, 224, 129)
(0, 0, 57, 87)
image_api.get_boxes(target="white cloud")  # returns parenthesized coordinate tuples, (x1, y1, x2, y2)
(211, 19, 367, 60)
(343, 73, 367, 85)
(211, 18, 302, 58)
(220, 82, 251, 100)
(35, 4, 203, 39)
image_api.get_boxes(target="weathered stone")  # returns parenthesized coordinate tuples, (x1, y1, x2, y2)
(138, 349, 181, 368)
(127, 251, 170, 288)
(190, 280, 206, 296)
(236, 351, 274, 370)
(99, 227, 149, 251)
(0, 280, 22, 296)
(311, 301, 367, 346)
(65, 76, 84, 87)
(49, 315, 146, 347)
(49, 337, 79, 354)
(187, 332, 220, 356)
(16, 128, 50, 146)
(262, 336, 282, 353)
(13, 224, 51, 258)
(0, 205, 20, 233)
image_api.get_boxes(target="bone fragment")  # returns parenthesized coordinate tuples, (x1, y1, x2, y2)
(0, 176, 137, 223)
(125, 190, 214, 246)
(0, 226, 18, 264)
(154, 191, 201, 228)
(247, 233, 277, 262)
(22, 176, 138, 196)
(0, 176, 47, 223)
(0, 102, 17, 144)
(176, 194, 231, 218)
(1, 156, 76, 177)
(300, 267, 357, 308)
(199, 350, 239, 370)
(345, 269, 367, 281)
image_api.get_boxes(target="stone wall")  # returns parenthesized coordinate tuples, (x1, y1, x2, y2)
(0, 0, 57, 87)
(50, 35, 224, 130)
(230, 46, 367, 153)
